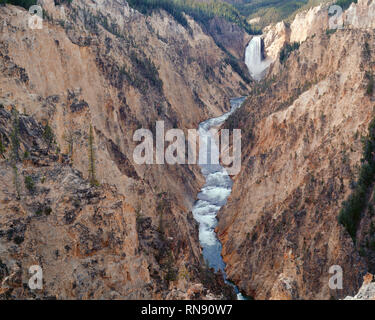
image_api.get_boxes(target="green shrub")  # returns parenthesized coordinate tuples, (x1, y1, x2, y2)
(370, 239, 375, 251)
(54, 0, 72, 6)
(334, 0, 357, 11)
(44, 206, 52, 215)
(24, 175, 35, 192)
(0, 0, 37, 9)
(88, 125, 99, 187)
(35, 205, 52, 216)
(279, 42, 300, 64)
(338, 118, 375, 241)
(224, 55, 251, 84)
(364, 42, 371, 58)
(129, 51, 163, 93)
(13, 165, 20, 200)
(366, 72, 374, 96)
(10, 109, 20, 163)
(0, 135, 5, 156)
(369, 205, 374, 217)
(326, 28, 337, 35)
(43, 122, 55, 153)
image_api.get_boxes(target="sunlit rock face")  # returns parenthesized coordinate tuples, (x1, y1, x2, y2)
(260, 0, 375, 74)
(0, 0, 250, 299)
(289, 4, 329, 43)
(344, 0, 375, 29)
(263, 21, 290, 62)
(345, 274, 375, 300)
(218, 6, 375, 300)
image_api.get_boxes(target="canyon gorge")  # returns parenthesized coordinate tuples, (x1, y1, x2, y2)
(1, 0, 375, 301)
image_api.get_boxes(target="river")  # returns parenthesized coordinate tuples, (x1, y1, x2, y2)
(192, 96, 247, 300)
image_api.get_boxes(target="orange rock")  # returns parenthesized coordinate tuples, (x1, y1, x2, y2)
(363, 273, 373, 285)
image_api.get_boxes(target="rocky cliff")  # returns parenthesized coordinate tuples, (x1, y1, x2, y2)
(345, 0, 375, 29)
(345, 273, 375, 300)
(261, 0, 375, 65)
(0, 0, 250, 299)
(219, 1, 375, 300)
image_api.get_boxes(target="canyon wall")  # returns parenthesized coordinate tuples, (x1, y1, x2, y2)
(263, 21, 289, 62)
(345, 0, 375, 29)
(0, 0, 249, 299)
(219, 2, 375, 299)
(289, 3, 329, 43)
(262, 0, 375, 65)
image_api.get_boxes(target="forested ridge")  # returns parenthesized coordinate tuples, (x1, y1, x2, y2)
(2, 0, 358, 33)
(230, 0, 357, 28)
(127, 0, 260, 34)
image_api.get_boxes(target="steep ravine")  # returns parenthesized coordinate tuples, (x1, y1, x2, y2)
(194, 33, 270, 300)
(192, 97, 246, 300)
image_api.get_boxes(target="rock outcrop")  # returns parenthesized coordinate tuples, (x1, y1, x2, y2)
(345, 0, 375, 29)
(0, 107, 151, 299)
(262, 0, 375, 67)
(257, 4, 330, 70)
(289, 3, 329, 43)
(263, 21, 290, 62)
(345, 273, 375, 300)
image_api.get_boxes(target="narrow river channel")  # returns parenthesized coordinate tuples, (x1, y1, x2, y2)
(192, 97, 247, 300)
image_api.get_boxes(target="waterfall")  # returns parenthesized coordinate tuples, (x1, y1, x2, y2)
(245, 36, 271, 81)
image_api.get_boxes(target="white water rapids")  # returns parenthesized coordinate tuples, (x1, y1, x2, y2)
(192, 97, 247, 300)
(245, 35, 271, 81)
(191, 36, 271, 299)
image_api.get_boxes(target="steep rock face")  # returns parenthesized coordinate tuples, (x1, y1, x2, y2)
(0, 107, 151, 299)
(219, 24, 375, 299)
(263, 0, 375, 65)
(206, 16, 252, 60)
(289, 4, 329, 43)
(345, 0, 375, 29)
(263, 21, 290, 62)
(0, 0, 248, 299)
(260, 5, 329, 66)
(345, 273, 375, 300)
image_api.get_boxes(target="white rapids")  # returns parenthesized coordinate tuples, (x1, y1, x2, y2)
(192, 97, 247, 300)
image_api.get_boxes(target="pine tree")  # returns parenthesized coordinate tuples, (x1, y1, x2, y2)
(10, 109, 20, 162)
(10, 109, 20, 199)
(0, 0, 38, 10)
(88, 124, 98, 186)
(0, 134, 5, 157)
(64, 132, 74, 157)
(43, 121, 54, 153)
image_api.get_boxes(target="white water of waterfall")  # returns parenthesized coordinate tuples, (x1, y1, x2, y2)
(192, 97, 247, 300)
(245, 36, 271, 81)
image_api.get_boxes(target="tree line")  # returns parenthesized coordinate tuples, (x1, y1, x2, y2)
(127, 0, 259, 34)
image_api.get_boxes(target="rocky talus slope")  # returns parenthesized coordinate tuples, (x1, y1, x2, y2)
(345, 273, 375, 300)
(0, 0, 250, 299)
(219, 2, 375, 300)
